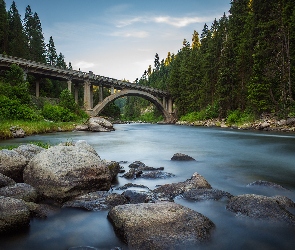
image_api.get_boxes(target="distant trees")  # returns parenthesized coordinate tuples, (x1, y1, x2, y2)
(125, 0, 295, 120)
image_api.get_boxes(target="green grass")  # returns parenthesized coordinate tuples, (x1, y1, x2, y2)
(0, 120, 78, 139)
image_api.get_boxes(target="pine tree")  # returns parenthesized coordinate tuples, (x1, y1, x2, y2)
(56, 52, 67, 69)
(46, 36, 57, 66)
(0, 0, 8, 54)
(24, 5, 46, 63)
(7, 1, 28, 58)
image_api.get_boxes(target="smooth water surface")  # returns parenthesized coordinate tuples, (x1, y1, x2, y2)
(0, 124, 295, 249)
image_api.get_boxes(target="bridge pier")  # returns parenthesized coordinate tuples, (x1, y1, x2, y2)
(99, 85, 103, 103)
(67, 79, 72, 92)
(35, 80, 40, 98)
(74, 84, 79, 104)
(84, 80, 93, 110)
(168, 97, 173, 113)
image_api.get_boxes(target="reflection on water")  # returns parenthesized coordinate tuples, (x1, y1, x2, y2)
(0, 124, 295, 249)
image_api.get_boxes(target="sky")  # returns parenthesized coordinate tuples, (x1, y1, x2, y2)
(5, 0, 231, 82)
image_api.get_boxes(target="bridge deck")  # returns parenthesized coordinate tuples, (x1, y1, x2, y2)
(0, 54, 169, 97)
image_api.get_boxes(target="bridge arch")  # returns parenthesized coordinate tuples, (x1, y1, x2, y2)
(87, 89, 175, 123)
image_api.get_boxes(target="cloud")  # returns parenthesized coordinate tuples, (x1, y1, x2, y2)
(110, 30, 149, 38)
(114, 14, 213, 29)
(74, 61, 95, 69)
(154, 16, 210, 27)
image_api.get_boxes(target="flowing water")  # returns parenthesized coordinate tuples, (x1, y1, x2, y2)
(0, 124, 295, 250)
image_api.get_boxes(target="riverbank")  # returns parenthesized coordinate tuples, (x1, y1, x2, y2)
(176, 115, 295, 133)
(0, 120, 77, 140)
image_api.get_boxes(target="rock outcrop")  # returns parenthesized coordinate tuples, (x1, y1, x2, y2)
(182, 188, 233, 201)
(108, 202, 215, 250)
(23, 142, 112, 201)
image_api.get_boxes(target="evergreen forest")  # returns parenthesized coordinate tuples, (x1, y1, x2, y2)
(1, 0, 295, 125)
(124, 0, 295, 122)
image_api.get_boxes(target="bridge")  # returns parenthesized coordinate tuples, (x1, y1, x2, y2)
(0, 54, 175, 123)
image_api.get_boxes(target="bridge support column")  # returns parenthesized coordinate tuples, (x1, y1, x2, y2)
(67, 80, 72, 93)
(99, 85, 103, 103)
(90, 84, 93, 109)
(74, 84, 79, 104)
(36, 80, 40, 98)
(111, 86, 114, 95)
(168, 97, 173, 113)
(84, 80, 92, 110)
(162, 96, 166, 109)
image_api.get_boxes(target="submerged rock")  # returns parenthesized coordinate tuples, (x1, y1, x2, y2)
(247, 180, 287, 190)
(108, 202, 215, 249)
(226, 194, 295, 225)
(62, 191, 128, 211)
(182, 188, 233, 201)
(140, 170, 175, 179)
(171, 153, 195, 161)
(0, 196, 30, 234)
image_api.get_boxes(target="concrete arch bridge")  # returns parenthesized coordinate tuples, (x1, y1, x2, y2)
(0, 54, 176, 123)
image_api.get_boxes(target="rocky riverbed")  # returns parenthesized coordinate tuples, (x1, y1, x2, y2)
(0, 141, 294, 249)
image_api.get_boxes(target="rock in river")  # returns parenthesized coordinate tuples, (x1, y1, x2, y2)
(23, 143, 112, 201)
(0, 196, 30, 234)
(108, 202, 215, 250)
(171, 153, 195, 161)
(153, 172, 212, 198)
(0, 149, 27, 182)
(226, 194, 295, 225)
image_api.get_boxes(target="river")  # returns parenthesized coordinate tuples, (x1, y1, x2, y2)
(0, 124, 295, 250)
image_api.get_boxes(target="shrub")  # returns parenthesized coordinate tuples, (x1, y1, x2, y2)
(0, 95, 41, 121)
(41, 103, 77, 122)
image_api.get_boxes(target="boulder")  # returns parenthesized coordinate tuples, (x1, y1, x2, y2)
(182, 188, 233, 201)
(0, 149, 27, 182)
(128, 161, 146, 168)
(0, 183, 38, 202)
(0, 173, 16, 188)
(108, 202, 215, 249)
(226, 194, 295, 225)
(23, 144, 112, 201)
(0, 196, 30, 233)
(88, 117, 114, 132)
(10, 126, 25, 138)
(75, 124, 89, 131)
(122, 190, 149, 204)
(13, 144, 44, 163)
(104, 161, 121, 181)
(171, 153, 195, 161)
(153, 172, 212, 199)
(62, 191, 128, 211)
(25, 202, 60, 218)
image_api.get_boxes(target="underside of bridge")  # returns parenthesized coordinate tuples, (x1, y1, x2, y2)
(85, 89, 176, 123)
